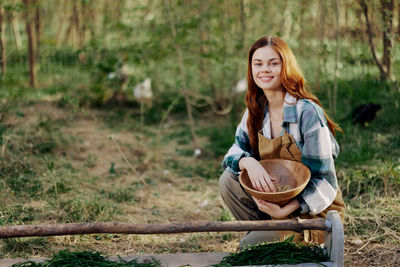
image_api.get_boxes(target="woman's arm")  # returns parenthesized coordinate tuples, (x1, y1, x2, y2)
(253, 198, 300, 219)
(222, 109, 275, 192)
(222, 110, 253, 173)
(298, 101, 339, 215)
(239, 157, 276, 192)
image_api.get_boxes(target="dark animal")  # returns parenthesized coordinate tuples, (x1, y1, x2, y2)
(352, 103, 382, 125)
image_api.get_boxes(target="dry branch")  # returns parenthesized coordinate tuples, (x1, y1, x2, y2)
(0, 219, 329, 239)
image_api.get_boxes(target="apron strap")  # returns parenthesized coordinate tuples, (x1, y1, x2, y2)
(281, 132, 301, 162)
(281, 134, 291, 146)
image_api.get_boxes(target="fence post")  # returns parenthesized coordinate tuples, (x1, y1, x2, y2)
(324, 210, 344, 267)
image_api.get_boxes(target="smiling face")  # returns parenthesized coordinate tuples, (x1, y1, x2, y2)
(251, 46, 283, 93)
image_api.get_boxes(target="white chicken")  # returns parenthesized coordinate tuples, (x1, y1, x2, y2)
(133, 78, 153, 126)
(133, 78, 153, 103)
(232, 78, 247, 93)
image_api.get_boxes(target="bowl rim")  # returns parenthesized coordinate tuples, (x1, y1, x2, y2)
(238, 159, 311, 195)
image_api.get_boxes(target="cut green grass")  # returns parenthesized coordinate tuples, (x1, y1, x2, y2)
(213, 236, 330, 266)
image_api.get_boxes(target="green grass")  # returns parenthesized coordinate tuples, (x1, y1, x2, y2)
(199, 123, 236, 158)
(0, 205, 39, 225)
(1, 237, 51, 258)
(99, 186, 141, 204)
(58, 198, 122, 223)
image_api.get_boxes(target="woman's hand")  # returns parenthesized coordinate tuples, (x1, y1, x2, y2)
(239, 157, 276, 192)
(253, 197, 300, 219)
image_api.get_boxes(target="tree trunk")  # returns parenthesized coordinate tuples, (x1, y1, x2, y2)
(23, 0, 36, 88)
(113, 0, 123, 23)
(218, 2, 227, 108)
(239, 0, 246, 49)
(397, 1, 400, 35)
(34, 0, 41, 62)
(333, 0, 340, 115)
(344, 0, 349, 27)
(360, 0, 387, 81)
(198, 2, 209, 86)
(0, 5, 6, 76)
(236, 0, 247, 79)
(79, 0, 87, 48)
(91, 0, 102, 38)
(85, 0, 96, 43)
(64, 0, 79, 48)
(315, 0, 325, 91)
(281, 0, 292, 40)
(10, 0, 22, 50)
(55, 0, 69, 47)
(298, 0, 307, 56)
(73, 0, 79, 48)
(103, 0, 110, 45)
(381, 0, 394, 79)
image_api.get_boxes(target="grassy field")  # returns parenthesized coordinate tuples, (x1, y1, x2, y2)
(0, 81, 399, 266)
(0, 99, 241, 257)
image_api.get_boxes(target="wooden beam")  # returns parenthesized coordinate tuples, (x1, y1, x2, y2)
(0, 219, 329, 239)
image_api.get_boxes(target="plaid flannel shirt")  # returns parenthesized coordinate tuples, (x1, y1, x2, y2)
(222, 92, 340, 215)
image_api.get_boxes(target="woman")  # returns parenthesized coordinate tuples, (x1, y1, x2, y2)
(219, 36, 345, 247)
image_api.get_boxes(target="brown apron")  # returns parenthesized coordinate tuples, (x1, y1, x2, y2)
(257, 130, 346, 244)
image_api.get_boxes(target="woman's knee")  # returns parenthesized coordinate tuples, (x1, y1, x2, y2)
(218, 169, 237, 197)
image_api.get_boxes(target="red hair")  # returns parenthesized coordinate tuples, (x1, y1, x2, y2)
(245, 36, 341, 159)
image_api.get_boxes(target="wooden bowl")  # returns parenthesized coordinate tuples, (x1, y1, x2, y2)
(239, 159, 311, 206)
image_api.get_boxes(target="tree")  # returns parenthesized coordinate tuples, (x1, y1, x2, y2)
(315, 0, 326, 91)
(64, 0, 79, 48)
(0, 4, 6, 76)
(298, 0, 307, 56)
(10, 0, 23, 50)
(360, 0, 394, 81)
(332, 0, 340, 115)
(381, 0, 394, 78)
(23, 0, 36, 87)
(397, 1, 400, 36)
(33, 0, 41, 60)
(165, 0, 199, 150)
(55, 0, 68, 47)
